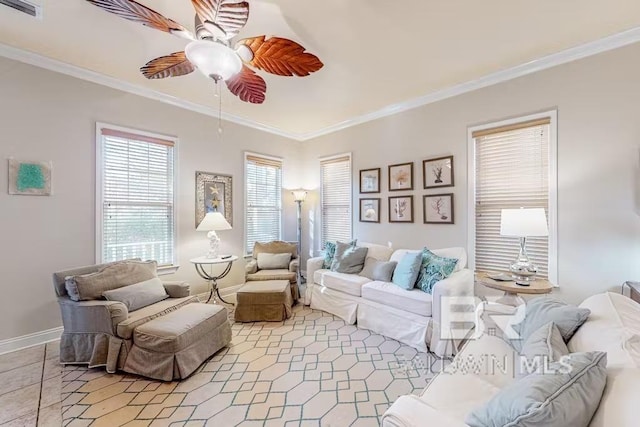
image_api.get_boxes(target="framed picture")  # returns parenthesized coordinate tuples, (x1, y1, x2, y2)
(423, 155, 454, 189)
(389, 195, 414, 223)
(360, 198, 381, 223)
(388, 162, 414, 191)
(359, 168, 381, 193)
(424, 193, 454, 224)
(196, 171, 233, 227)
(8, 159, 52, 196)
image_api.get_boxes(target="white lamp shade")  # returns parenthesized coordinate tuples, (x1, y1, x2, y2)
(185, 40, 242, 81)
(292, 190, 307, 202)
(500, 208, 548, 237)
(197, 212, 232, 231)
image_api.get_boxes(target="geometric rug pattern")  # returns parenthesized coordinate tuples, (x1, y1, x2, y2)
(61, 305, 446, 426)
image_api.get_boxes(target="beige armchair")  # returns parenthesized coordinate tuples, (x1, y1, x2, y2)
(245, 241, 299, 300)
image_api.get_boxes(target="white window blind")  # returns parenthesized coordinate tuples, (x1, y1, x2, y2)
(99, 127, 176, 266)
(321, 155, 352, 248)
(474, 119, 551, 277)
(245, 154, 282, 254)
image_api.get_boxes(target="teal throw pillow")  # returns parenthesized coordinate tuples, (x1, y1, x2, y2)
(323, 239, 356, 269)
(416, 248, 458, 294)
(392, 252, 423, 290)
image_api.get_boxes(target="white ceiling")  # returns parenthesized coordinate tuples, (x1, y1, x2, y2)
(2, 0, 640, 138)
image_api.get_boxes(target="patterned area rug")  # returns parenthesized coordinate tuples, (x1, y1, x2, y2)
(61, 305, 447, 426)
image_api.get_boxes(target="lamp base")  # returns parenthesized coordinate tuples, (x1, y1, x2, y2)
(206, 230, 221, 259)
(510, 237, 538, 286)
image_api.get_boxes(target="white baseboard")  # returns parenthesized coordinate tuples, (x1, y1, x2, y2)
(0, 326, 63, 356)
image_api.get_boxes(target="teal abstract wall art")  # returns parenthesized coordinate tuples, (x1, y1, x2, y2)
(8, 159, 52, 196)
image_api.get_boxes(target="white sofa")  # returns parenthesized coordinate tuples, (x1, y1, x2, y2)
(305, 242, 474, 356)
(382, 292, 640, 426)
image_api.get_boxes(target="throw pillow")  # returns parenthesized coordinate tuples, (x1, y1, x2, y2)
(466, 351, 607, 427)
(257, 252, 292, 270)
(359, 257, 398, 282)
(102, 277, 169, 311)
(512, 297, 591, 351)
(323, 239, 357, 269)
(518, 322, 569, 377)
(65, 260, 158, 301)
(391, 252, 423, 290)
(330, 242, 369, 274)
(416, 248, 458, 293)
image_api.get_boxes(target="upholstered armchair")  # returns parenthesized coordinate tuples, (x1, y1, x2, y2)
(245, 241, 299, 300)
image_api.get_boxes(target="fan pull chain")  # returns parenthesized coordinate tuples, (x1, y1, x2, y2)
(217, 82, 223, 135)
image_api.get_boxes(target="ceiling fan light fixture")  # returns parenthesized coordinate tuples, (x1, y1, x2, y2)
(185, 40, 242, 82)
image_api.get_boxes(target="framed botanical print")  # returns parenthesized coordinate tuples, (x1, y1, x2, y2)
(423, 155, 454, 189)
(424, 193, 454, 224)
(195, 171, 233, 227)
(360, 168, 381, 193)
(388, 162, 414, 191)
(360, 198, 381, 223)
(389, 195, 414, 223)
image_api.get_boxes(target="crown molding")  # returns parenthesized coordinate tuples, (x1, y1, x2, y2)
(296, 26, 640, 141)
(2, 26, 639, 142)
(0, 42, 296, 140)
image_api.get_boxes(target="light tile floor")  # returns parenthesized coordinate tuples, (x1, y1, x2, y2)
(0, 341, 62, 426)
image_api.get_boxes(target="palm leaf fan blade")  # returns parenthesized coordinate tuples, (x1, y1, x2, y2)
(191, 0, 249, 39)
(225, 66, 267, 104)
(237, 36, 323, 77)
(85, 0, 191, 37)
(140, 52, 195, 79)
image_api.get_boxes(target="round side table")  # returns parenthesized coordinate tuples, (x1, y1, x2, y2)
(190, 255, 238, 304)
(475, 271, 553, 306)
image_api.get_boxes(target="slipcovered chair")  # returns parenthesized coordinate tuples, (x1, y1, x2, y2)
(53, 259, 232, 381)
(245, 241, 300, 301)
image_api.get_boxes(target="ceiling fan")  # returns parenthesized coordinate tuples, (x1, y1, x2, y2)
(85, 0, 324, 104)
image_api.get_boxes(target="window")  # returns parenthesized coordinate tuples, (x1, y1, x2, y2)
(245, 153, 283, 254)
(469, 112, 557, 282)
(97, 124, 177, 268)
(320, 154, 352, 248)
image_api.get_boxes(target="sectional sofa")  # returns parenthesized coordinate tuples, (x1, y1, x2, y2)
(305, 242, 474, 357)
(382, 292, 640, 426)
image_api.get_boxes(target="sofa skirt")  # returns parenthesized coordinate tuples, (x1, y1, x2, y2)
(310, 285, 358, 324)
(357, 300, 430, 352)
(60, 332, 125, 373)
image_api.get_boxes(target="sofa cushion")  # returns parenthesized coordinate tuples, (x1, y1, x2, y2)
(358, 242, 394, 261)
(361, 281, 432, 317)
(466, 351, 607, 427)
(102, 277, 169, 311)
(390, 247, 467, 272)
(588, 367, 640, 427)
(392, 252, 422, 290)
(323, 240, 356, 269)
(359, 258, 397, 282)
(246, 269, 296, 282)
(133, 304, 228, 353)
(519, 322, 569, 377)
(313, 269, 330, 285)
(416, 248, 459, 294)
(321, 271, 371, 297)
(65, 260, 157, 301)
(257, 252, 292, 270)
(116, 295, 199, 339)
(513, 297, 591, 351)
(452, 333, 518, 390)
(331, 242, 368, 274)
(568, 292, 640, 368)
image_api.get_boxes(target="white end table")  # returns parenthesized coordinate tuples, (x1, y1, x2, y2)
(190, 255, 238, 304)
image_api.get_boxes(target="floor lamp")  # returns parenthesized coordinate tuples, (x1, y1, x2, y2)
(292, 190, 307, 286)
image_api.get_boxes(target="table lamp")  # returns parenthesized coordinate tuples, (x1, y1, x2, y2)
(500, 208, 548, 285)
(197, 212, 232, 258)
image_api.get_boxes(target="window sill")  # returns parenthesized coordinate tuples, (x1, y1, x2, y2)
(158, 265, 180, 276)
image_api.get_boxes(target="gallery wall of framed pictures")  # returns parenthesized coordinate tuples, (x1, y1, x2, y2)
(358, 154, 455, 225)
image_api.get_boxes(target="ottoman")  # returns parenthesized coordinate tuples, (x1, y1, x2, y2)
(235, 280, 293, 322)
(124, 303, 232, 381)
